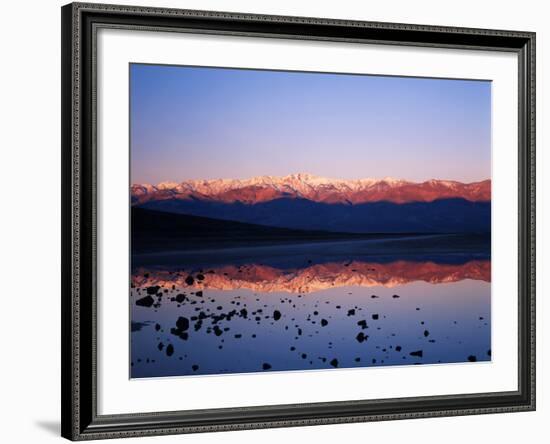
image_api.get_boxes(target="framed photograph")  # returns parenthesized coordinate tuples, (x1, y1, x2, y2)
(61, 2, 536, 440)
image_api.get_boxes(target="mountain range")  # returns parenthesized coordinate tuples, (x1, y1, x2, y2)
(131, 174, 491, 234)
(132, 173, 491, 205)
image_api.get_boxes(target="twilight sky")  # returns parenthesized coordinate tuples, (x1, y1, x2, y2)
(130, 63, 491, 185)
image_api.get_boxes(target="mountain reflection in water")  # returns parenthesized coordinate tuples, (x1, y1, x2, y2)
(131, 253, 491, 378)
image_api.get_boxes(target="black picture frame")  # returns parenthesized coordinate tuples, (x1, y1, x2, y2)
(61, 2, 536, 440)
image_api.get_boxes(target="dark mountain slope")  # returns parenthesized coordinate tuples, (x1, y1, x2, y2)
(131, 207, 410, 253)
(138, 197, 491, 234)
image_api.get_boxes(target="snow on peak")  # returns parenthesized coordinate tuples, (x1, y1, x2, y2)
(131, 173, 491, 205)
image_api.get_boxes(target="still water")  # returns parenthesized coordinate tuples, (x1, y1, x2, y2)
(130, 236, 491, 378)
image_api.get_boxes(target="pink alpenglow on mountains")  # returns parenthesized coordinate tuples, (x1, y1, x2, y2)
(131, 173, 491, 205)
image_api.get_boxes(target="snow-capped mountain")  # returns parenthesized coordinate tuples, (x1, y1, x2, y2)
(131, 173, 491, 205)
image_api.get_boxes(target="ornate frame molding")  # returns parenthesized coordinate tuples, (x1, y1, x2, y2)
(61, 2, 535, 440)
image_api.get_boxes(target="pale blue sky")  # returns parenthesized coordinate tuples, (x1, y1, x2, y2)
(130, 64, 491, 184)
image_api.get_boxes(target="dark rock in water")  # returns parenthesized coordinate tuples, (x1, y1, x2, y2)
(330, 359, 339, 368)
(371, 295, 379, 298)
(213, 326, 223, 336)
(355, 357, 361, 362)
(240, 308, 248, 318)
(157, 342, 164, 351)
(234, 334, 242, 339)
(372, 314, 379, 320)
(357, 320, 368, 329)
(395, 345, 402, 352)
(196, 273, 205, 281)
(185, 275, 195, 286)
(487, 349, 492, 357)
(356, 332, 368, 343)
(347, 309, 355, 316)
(147, 285, 161, 295)
(424, 330, 430, 337)
(262, 363, 272, 370)
(195, 290, 203, 297)
(301, 353, 307, 359)
(136, 295, 154, 307)
(410, 350, 423, 358)
(175, 293, 186, 303)
(392, 294, 400, 298)
(273, 310, 282, 321)
(467, 355, 477, 362)
(166, 344, 174, 357)
(170, 327, 189, 341)
(290, 346, 296, 351)
(192, 364, 199, 371)
(321, 319, 328, 327)
(155, 323, 161, 331)
(176, 317, 190, 331)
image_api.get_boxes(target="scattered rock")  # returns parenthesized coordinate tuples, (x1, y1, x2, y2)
(136, 296, 154, 307)
(356, 332, 368, 343)
(262, 363, 272, 370)
(166, 344, 174, 357)
(176, 317, 189, 331)
(146, 286, 161, 295)
(410, 350, 423, 358)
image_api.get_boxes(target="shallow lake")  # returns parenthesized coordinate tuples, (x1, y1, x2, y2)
(130, 236, 491, 378)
